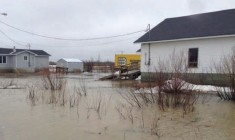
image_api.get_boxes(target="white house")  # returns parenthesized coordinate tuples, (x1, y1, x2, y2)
(134, 9, 235, 82)
(0, 47, 50, 72)
(57, 58, 83, 72)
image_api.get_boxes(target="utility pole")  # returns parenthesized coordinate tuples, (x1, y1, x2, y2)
(28, 43, 31, 50)
(146, 24, 152, 82)
(28, 43, 31, 67)
(147, 24, 151, 65)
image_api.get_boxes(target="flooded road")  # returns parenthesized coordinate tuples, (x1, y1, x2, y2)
(0, 73, 235, 140)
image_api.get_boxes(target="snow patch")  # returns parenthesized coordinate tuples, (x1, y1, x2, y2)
(134, 79, 230, 94)
(0, 85, 25, 89)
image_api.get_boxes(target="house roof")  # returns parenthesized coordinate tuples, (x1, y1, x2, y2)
(0, 47, 50, 56)
(62, 58, 82, 63)
(136, 49, 141, 52)
(134, 9, 235, 43)
(0, 48, 13, 54)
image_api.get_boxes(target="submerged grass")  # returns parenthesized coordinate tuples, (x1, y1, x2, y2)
(24, 71, 208, 139)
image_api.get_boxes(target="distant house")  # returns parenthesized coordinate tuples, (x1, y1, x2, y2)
(134, 9, 235, 82)
(57, 58, 83, 72)
(0, 47, 50, 72)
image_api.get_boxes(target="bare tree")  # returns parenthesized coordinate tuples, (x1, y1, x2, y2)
(41, 69, 67, 91)
(161, 49, 196, 93)
(212, 47, 235, 101)
(123, 49, 199, 113)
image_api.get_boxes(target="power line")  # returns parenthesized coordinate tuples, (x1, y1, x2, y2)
(0, 20, 145, 41)
(28, 35, 139, 48)
(0, 28, 139, 48)
(0, 28, 26, 46)
(0, 26, 140, 48)
(85, 36, 139, 47)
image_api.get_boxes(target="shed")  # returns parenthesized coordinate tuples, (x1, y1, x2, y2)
(57, 58, 83, 72)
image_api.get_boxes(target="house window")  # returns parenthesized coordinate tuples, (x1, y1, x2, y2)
(0, 56, 7, 64)
(188, 48, 198, 68)
(24, 56, 28, 61)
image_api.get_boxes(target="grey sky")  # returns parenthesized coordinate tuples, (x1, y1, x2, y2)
(0, 0, 235, 61)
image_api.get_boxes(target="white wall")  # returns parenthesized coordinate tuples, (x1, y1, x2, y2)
(57, 59, 68, 68)
(35, 56, 49, 69)
(16, 52, 35, 71)
(68, 62, 83, 72)
(57, 59, 83, 72)
(141, 36, 235, 73)
(0, 55, 14, 69)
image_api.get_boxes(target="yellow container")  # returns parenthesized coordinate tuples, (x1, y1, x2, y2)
(114, 54, 140, 68)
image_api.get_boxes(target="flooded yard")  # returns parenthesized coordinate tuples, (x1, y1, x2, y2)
(0, 73, 235, 140)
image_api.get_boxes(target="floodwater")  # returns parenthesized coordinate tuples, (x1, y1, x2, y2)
(0, 73, 235, 140)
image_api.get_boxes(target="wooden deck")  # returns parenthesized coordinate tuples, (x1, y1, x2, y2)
(99, 62, 140, 80)
(55, 67, 68, 74)
(99, 70, 140, 80)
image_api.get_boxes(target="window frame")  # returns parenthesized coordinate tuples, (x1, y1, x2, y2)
(0, 56, 7, 64)
(23, 55, 28, 61)
(188, 48, 199, 68)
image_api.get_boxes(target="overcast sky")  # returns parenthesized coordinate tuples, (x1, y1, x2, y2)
(0, 0, 235, 62)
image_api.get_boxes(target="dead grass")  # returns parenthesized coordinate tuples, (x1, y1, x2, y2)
(41, 69, 67, 91)
(211, 47, 235, 101)
(26, 85, 38, 106)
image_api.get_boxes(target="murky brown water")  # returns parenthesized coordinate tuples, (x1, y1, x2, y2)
(0, 73, 235, 140)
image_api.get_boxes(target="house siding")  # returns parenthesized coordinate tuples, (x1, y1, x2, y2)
(0, 48, 50, 72)
(68, 62, 83, 72)
(0, 55, 14, 70)
(140, 36, 235, 83)
(141, 36, 235, 73)
(57, 59, 84, 72)
(15, 52, 35, 71)
(57, 59, 68, 68)
(35, 56, 49, 70)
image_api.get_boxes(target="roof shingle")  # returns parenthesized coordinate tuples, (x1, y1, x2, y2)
(135, 9, 235, 43)
(0, 48, 50, 56)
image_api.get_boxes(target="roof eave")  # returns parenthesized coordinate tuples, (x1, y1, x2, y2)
(0, 54, 14, 55)
(134, 34, 235, 44)
(36, 54, 51, 56)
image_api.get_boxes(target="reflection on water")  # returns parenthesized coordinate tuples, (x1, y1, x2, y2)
(0, 74, 235, 140)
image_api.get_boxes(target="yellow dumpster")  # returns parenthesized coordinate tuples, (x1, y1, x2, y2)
(114, 54, 140, 69)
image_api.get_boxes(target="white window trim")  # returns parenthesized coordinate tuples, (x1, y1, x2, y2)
(188, 48, 199, 68)
(24, 55, 28, 61)
(0, 56, 7, 64)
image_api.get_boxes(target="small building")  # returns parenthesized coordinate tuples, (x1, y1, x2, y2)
(0, 47, 50, 72)
(57, 58, 83, 73)
(114, 54, 140, 69)
(134, 9, 235, 82)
